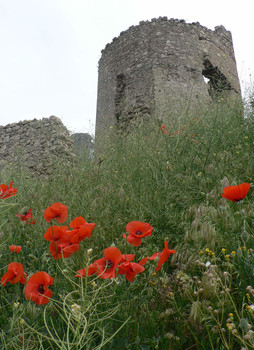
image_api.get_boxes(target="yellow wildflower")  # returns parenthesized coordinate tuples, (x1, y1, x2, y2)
(226, 323, 233, 331)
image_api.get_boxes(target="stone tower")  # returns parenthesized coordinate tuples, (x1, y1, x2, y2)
(95, 17, 241, 144)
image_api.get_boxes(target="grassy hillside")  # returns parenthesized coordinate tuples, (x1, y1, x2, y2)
(0, 101, 253, 349)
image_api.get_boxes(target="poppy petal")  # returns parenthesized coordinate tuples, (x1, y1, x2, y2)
(104, 247, 122, 264)
(44, 203, 68, 223)
(69, 216, 86, 228)
(126, 221, 153, 237)
(221, 183, 250, 202)
(127, 234, 142, 247)
(24, 271, 54, 305)
(9, 245, 22, 253)
(75, 264, 98, 277)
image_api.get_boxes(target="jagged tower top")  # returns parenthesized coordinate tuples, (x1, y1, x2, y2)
(95, 17, 241, 143)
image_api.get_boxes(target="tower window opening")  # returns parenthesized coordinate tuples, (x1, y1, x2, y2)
(115, 74, 126, 123)
(202, 58, 233, 97)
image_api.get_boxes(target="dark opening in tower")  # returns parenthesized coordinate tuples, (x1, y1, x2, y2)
(202, 58, 233, 98)
(115, 74, 126, 123)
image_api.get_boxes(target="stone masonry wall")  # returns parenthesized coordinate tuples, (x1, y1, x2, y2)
(0, 116, 75, 175)
(95, 17, 242, 145)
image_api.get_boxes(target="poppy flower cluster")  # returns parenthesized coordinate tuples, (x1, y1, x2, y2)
(75, 246, 147, 281)
(75, 220, 176, 282)
(0, 185, 55, 305)
(221, 182, 251, 202)
(158, 125, 199, 143)
(44, 203, 95, 260)
(0, 181, 17, 199)
(1, 200, 96, 306)
(2, 177, 251, 311)
(1, 255, 54, 306)
(159, 124, 168, 134)
(75, 240, 175, 282)
(44, 225, 80, 259)
(1, 185, 177, 308)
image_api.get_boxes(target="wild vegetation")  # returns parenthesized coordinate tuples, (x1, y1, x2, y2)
(0, 100, 253, 349)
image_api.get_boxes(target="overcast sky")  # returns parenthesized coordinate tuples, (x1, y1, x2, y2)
(0, 0, 253, 135)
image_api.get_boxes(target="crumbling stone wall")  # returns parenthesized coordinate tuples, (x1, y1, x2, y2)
(95, 17, 242, 144)
(0, 116, 75, 175)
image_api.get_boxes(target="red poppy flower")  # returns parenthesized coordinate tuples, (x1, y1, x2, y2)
(9, 245, 22, 253)
(49, 240, 79, 260)
(44, 225, 79, 260)
(159, 124, 168, 134)
(44, 202, 68, 223)
(24, 271, 54, 305)
(69, 216, 95, 242)
(1, 262, 27, 286)
(221, 182, 251, 202)
(16, 208, 36, 224)
(94, 247, 123, 279)
(44, 225, 69, 241)
(76, 247, 123, 279)
(118, 261, 145, 282)
(123, 221, 153, 247)
(0, 181, 17, 199)
(149, 241, 176, 271)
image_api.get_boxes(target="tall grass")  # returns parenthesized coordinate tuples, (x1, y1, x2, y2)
(0, 100, 253, 349)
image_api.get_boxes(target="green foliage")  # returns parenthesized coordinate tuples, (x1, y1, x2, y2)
(0, 100, 253, 349)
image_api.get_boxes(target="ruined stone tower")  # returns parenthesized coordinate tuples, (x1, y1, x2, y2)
(95, 17, 241, 144)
